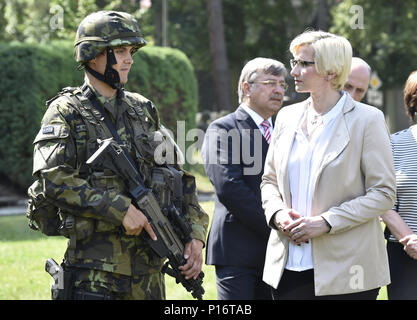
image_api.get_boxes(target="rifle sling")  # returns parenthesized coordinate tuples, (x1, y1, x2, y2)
(81, 85, 139, 174)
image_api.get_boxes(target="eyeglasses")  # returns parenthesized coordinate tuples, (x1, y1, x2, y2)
(290, 59, 315, 69)
(249, 80, 288, 91)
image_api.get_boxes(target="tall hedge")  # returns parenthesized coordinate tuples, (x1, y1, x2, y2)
(0, 41, 198, 190)
(127, 46, 198, 136)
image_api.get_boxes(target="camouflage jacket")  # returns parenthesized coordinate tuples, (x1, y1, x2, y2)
(31, 82, 208, 276)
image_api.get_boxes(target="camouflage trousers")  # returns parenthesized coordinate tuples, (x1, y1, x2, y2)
(67, 267, 166, 300)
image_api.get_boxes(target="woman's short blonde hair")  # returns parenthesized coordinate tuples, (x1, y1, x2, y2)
(290, 30, 352, 91)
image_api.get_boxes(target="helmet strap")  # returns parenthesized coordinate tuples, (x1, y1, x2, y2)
(84, 47, 122, 90)
(103, 47, 122, 89)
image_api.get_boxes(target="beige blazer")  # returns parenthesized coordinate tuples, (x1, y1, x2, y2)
(261, 94, 396, 296)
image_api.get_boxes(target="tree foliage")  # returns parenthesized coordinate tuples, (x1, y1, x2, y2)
(148, 0, 317, 108)
(0, 0, 151, 43)
(330, 0, 417, 88)
(2, 0, 416, 105)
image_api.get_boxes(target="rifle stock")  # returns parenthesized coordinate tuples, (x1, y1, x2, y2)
(87, 138, 205, 300)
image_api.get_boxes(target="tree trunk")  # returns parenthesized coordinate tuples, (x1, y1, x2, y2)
(153, 0, 162, 46)
(316, 0, 329, 31)
(206, 0, 232, 111)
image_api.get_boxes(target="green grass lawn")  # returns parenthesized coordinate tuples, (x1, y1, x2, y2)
(0, 209, 388, 300)
(0, 201, 217, 300)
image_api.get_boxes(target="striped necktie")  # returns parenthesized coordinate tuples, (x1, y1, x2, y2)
(260, 120, 271, 144)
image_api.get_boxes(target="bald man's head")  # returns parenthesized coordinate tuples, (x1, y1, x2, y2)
(344, 57, 371, 102)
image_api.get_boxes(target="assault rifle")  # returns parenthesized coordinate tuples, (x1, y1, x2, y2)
(86, 138, 205, 300)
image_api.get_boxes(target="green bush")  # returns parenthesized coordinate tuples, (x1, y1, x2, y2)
(0, 41, 198, 190)
(0, 41, 82, 191)
(127, 46, 198, 136)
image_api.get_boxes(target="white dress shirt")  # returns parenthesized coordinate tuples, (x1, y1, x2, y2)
(286, 93, 346, 271)
(241, 103, 273, 137)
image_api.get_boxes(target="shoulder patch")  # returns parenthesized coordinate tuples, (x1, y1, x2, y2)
(34, 124, 69, 144)
(42, 125, 55, 135)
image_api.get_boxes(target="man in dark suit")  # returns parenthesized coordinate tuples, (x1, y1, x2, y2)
(201, 58, 287, 299)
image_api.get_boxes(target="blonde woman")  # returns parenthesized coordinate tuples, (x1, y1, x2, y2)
(261, 30, 396, 299)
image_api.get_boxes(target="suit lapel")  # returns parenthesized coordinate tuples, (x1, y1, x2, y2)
(235, 105, 258, 130)
(235, 105, 269, 159)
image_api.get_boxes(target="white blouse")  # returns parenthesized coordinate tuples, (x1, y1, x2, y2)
(286, 93, 346, 271)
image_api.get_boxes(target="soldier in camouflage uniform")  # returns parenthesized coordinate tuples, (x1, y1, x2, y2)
(28, 11, 208, 300)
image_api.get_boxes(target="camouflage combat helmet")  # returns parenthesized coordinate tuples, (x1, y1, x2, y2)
(74, 11, 147, 89)
(74, 10, 147, 63)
